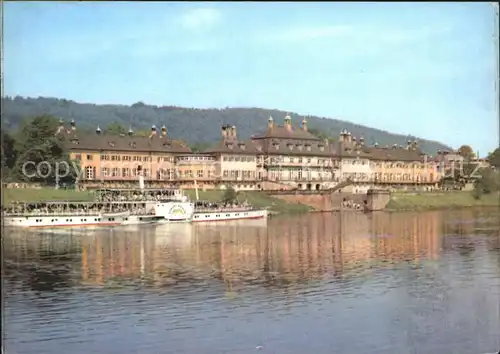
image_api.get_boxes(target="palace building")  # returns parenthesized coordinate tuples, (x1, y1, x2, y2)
(57, 116, 443, 191)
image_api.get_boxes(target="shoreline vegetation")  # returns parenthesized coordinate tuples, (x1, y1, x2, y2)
(2, 188, 498, 214)
(386, 191, 500, 211)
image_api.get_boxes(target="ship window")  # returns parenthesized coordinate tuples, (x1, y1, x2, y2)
(226, 214, 230, 217)
(216, 214, 220, 217)
(139, 217, 143, 221)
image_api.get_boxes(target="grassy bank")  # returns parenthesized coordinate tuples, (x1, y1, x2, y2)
(2, 188, 311, 214)
(386, 191, 500, 211)
(183, 190, 312, 214)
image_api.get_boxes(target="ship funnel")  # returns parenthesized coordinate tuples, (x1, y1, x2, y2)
(139, 175, 145, 190)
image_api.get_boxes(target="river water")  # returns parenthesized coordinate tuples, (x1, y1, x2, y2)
(3, 209, 500, 354)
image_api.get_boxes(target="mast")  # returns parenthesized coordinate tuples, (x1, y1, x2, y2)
(194, 179, 199, 201)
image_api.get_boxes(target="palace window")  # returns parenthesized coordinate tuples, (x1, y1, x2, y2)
(197, 170, 204, 178)
(101, 154, 110, 161)
(75, 154, 82, 160)
(112, 168, 120, 177)
(122, 168, 130, 177)
(101, 168, 109, 177)
(85, 166, 95, 180)
(86, 154, 93, 160)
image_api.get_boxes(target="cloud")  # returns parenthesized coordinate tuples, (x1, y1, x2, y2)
(178, 8, 222, 31)
(255, 25, 352, 43)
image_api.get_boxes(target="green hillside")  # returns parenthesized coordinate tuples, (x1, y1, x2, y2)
(2, 96, 452, 155)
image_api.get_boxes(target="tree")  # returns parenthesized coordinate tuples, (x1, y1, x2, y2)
(472, 167, 500, 199)
(457, 145, 475, 160)
(488, 148, 500, 169)
(308, 128, 335, 143)
(12, 115, 79, 185)
(1, 129, 17, 180)
(222, 186, 238, 204)
(189, 142, 212, 153)
(105, 122, 126, 135)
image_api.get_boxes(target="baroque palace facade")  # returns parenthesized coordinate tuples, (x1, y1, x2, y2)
(58, 115, 443, 192)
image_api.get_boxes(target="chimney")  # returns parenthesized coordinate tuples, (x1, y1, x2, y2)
(339, 129, 345, 143)
(359, 136, 365, 146)
(70, 119, 76, 131)
(268, 116, 274, 130)
(346, 132, 352, 143)
(374, 142, 379, 148)
(161, 125, 167, 137)
(301, 117, 308, 131)
(221, 125, 228, 140)
(128, 126, 133, 136)
(55, 118, 65, 135)
(149, 125, 157, 139)
(407, 140, 412, 149)
(284, 113, 292, 132)
(96, 125, 102, 135)
(231, 125, 237, 140)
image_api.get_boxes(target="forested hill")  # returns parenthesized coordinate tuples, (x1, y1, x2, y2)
(2, 96, 452, 155)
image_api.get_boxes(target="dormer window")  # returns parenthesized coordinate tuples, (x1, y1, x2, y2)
(226, 143, 234, 149)
(287, 143, 293, 150)
(108, 141, 116, 147)
(162, 142, 171, 148)
(307, 145, 312, 151)
(129, 142, 136, 148)
(71, 138, 79, 144)
(273, 143, 279, 150)
(297, 144, 303, 150)
(319, 146, 324, 152)
(239, 144, 246, 150)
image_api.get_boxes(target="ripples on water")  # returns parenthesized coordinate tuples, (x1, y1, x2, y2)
(3, 209, 500, 354)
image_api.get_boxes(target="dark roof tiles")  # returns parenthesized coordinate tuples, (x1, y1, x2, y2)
(61, 132, 191, 154)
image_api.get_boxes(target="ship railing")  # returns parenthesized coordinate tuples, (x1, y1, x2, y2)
(3, 210, 102, 217)
(194, 206, 258, 213)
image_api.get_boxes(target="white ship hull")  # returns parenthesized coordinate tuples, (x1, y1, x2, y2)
(2, 214, 129, 228)
(2, 205, 265, 228)
(192, 209, 267, 223)
(3, 201, 195, 229)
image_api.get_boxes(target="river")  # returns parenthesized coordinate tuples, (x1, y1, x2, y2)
(3, 209, 500, 354)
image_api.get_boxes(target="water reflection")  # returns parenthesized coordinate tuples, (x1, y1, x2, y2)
(3, 209, 500, 354)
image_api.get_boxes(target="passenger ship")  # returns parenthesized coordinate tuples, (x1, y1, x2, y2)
(2, 183, 268, 229)
(2, 187, 195, 229)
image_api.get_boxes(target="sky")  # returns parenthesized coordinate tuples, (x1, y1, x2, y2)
(4, 2, 499, 154)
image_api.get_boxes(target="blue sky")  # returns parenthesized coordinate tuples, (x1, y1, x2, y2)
(4, 2, 499, 154)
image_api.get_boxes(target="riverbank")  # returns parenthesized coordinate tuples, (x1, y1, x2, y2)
(386, 191, 500, 211)
(2, 188, 311, 215)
